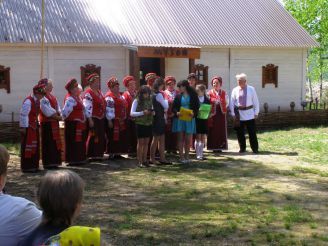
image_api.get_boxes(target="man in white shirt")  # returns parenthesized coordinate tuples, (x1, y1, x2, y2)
(0, 145, 42, 246)
(230, 73, 260, 153)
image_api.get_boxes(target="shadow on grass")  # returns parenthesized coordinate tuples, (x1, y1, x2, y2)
(75, 158, 328, 245)
(6, 153, 328, 245)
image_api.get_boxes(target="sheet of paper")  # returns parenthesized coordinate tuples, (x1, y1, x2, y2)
(179, 107, 193, 122)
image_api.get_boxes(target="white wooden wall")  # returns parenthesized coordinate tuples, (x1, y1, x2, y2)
(0, 46, 126, 121)
(0, 46, 306, 122)
(230, 48, 307, 111)
(166, 47, 306, 112)
(0, 47, 44, 121)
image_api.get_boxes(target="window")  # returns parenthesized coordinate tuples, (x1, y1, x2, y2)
(192, 64, 209, 88)
(0, 65, 10, 93)
(262, 64, 278, 88)
(80, 64, 101, 89)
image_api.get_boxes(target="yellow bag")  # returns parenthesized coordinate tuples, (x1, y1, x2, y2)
(179, 107, 193, 122)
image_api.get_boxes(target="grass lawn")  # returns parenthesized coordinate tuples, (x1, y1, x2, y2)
(3, 126, 328, 245)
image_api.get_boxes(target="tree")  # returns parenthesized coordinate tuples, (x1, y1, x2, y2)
(284, 0, 328, 102)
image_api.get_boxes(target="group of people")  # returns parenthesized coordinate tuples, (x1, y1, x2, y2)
(19, 71, 260, 172)
(0, 145, 102, 246)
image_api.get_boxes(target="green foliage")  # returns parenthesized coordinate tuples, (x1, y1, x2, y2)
(284, 0, 328, 88)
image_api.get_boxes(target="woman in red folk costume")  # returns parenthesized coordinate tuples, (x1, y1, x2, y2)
(38, 78, 62, 169)
(164, 76, 179, 153)
(207, 76, 229, 152)
(122, 75, 137, 156)
(83, 73, 106, 160)
(105, 77, 128, 159)
(19, 84, 46, 172)
(145, 73, 157, 90)
(62, 79, 87, 165)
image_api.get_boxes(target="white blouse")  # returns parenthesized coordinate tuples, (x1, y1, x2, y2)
(130, 99, 146, 117)
(83, 92, 93, 119)
(40, 96, 61, 118)
(105, 95, 115, 120)
(62, 96, 84, 120)
(155, 93, 169, 110)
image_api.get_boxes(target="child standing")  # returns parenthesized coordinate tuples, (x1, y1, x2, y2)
(130, 86, 153, 167)
(195, 84, 211, 160)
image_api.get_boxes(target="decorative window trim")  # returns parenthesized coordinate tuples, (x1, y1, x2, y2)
(192, 64, 209, 88)
(0, 65, 10, 93)
(262, 64, 278, 88)
(80, 64, 101, 89)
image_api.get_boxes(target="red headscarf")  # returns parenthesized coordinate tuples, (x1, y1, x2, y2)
(65, 78, 78, 92)
(145, 73, 158, 87)
(86, 73, 100, 84)
(211, 76, 223, 86)
(38, 78, 49, 86)
(123, 75, 135, 87)
(164, 76, 176, 85)
(107, 77, 119, 88)
(33, 84, 46, 95)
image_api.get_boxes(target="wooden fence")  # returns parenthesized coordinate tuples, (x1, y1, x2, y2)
(1, 110, 327, 143)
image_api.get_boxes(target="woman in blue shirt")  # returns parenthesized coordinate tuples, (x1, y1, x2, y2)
(172, 80, 200, 163)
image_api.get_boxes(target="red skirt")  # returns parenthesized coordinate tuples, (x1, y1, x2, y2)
(41, 121, 62, 167)
(86, 117, 105, 158)
(126, 119, 137, 154)
(65, 120, 87, 164)
(207, 110, 228, 150)
(21, 127, 40, 172)
(105, 119, 128, 155)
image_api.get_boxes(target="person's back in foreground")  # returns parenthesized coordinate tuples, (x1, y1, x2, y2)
(19, 170, 85, 246)
(0, 145, 42, 246)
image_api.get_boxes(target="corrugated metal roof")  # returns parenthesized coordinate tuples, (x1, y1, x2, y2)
(0, 0, 319, 47)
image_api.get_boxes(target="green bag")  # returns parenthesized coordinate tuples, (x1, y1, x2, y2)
(198, 104, 212, 120)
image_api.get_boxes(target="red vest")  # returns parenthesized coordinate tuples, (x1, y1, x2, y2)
(122, 90, 135, 118)
(39, 94, 59, 123)
(64, 94, 85, 122)
(105, 91, 127, 120)
(105, 91, 127, 141)
(24, 96, 39, 129)
(208, 89, 227, 114)
(84, 88, 106, 119)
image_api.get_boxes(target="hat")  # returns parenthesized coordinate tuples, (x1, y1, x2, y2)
(85, 73, 100, 84)
(211, 76, 223, 86)
(123, 75, 135, 87)
(107, 77, 119, 88)
(164, 76, 176, 85)
(38, 78, 49, 87)
(33, 84, 46, 95)
(187, 73, 197, 80)
(145, 73, 158, 87)
(65, 78, 78, 92)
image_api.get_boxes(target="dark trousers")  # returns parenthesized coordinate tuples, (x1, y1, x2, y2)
(235, 119, 258, 152)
